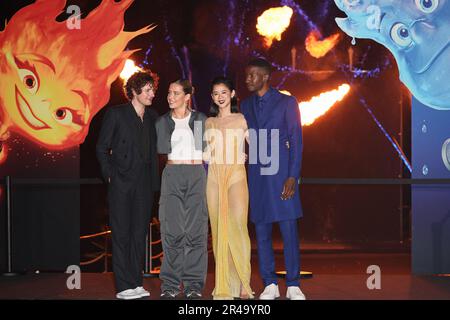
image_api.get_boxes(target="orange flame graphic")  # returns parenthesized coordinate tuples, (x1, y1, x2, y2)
(0, 0, 154, 156)
(299, 84, 350, 126)
(0, 143, 8, 165)
(120, 59, 144, 81)
(256, 6, 293, 48)
(305, 31, 341, 59)
(280, 84, 351, 126)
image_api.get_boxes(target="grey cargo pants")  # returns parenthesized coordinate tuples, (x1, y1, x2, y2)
(158, 164, 208, 294)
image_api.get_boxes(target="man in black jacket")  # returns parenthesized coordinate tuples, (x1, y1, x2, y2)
(96, 71, 159, 300)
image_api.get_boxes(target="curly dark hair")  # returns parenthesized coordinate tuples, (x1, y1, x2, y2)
(123, 71, 159, 101)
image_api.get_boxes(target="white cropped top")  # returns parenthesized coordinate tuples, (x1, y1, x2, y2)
(168, 113, 203, 161)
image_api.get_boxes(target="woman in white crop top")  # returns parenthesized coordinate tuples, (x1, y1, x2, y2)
(157, 79, 209, 299)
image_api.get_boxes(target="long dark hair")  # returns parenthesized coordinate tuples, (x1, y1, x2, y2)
(209, 76, 239, 117)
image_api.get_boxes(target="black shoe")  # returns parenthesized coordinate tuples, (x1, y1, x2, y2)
(185, 290, 202, 300)
(160, 290, 178, 299)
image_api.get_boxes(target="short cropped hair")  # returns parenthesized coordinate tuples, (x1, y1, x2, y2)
(124, 71, 159, 101)
(247, 58, 272, 75)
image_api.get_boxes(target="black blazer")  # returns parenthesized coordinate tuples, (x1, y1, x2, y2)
(96, 103, 160, 191)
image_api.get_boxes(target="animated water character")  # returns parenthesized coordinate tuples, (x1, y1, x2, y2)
(334, 0, 450, 110)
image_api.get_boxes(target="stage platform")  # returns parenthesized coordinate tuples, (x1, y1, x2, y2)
(1, 252, 450, 300)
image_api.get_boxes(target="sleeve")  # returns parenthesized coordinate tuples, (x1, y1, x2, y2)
(240, 99, 248, 119)
(155, 117, 164, 154)
(96, 108, 116, 182)
(199, 113, 208, 152)
(285, 97, 303, 180)
(203, 118, 212, 163)
(242, 115, 249, 143)
(148, 108, 159, 120)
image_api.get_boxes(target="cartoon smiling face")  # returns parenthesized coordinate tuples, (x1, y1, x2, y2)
(335, 0, 450, 110)
(2, 52, 90, 148)
(0, 0, 153, 150)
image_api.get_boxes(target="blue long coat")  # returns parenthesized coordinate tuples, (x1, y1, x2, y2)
(241, 88, 303, 224)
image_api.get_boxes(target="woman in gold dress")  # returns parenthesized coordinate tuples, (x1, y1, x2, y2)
(204, 76, 254, 300)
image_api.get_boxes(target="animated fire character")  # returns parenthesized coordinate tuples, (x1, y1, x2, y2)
(0, 0, 154, 161)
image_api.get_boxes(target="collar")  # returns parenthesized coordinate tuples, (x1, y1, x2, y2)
(165, 109, 197, 119)
(257, 87, 275, 103)
(129, 102, 150, 119)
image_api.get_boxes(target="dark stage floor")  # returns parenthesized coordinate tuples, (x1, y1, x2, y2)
(1, 252, 450, 300)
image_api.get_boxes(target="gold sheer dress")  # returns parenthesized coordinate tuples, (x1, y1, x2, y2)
(204, 113, 254, 300)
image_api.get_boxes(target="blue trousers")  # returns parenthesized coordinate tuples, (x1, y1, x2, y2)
(254, 219, 300, 287)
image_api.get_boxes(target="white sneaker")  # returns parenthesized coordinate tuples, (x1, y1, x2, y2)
(259, 284, 280, 300)
(286, 286, 306, 300)
(134, 286, 150, 298)
(116, 289, 141, 300)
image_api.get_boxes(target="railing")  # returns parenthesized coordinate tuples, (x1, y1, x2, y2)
(1, 176, 164, 275)
(2, 176, 450, 275)
(79, 223, 162, 275)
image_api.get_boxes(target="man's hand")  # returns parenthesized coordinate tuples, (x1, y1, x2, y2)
(108, 177, 111, 184)
(281, 177, 296, 200)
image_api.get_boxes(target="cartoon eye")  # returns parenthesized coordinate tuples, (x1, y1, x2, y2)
(343, 0, 361, 8)
(18, 69, 39, 94)
(415, 0, 439, 13)
(390, 23, 413, 48)
(54, 108, 73, 125)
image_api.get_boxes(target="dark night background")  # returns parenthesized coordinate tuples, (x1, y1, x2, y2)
(0, 0, 411, 272)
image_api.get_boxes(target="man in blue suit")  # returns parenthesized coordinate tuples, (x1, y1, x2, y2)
(241, 58, 305, 300)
